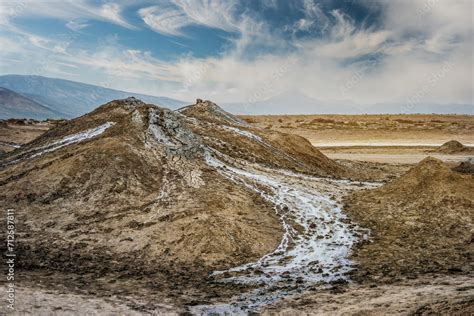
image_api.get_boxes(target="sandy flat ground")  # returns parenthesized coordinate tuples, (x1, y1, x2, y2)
(264, 274, 474, 315)
(315, 141, 474, 147)
(317, 144, 473, 164)
(3, 274, 470, 315)
(323, 151, 472, 164)
(241, 114, 474, 164)
(0, 285, 178, 315)
(293, 129, 474, 147)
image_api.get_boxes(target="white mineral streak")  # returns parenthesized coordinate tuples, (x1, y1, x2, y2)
(221, 126, 264, 142)
(6, 122, 115, 165)
(31, 122, 115, 158)
(193, 151, 372, 314)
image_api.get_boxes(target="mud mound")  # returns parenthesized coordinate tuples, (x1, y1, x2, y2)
(0, 97, 284, 278)
(0, 97, 350, 284)
(344, 157, 474, 280)
(435, 140, 473, 154)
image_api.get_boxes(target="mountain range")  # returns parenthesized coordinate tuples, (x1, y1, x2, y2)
(0, 75, 187, 119)
(0, 75, 471, 119)
(0, 87, 65, 119)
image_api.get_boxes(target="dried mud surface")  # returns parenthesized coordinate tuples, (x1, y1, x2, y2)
(263, 274, 474, 315)
(241, 114, 474, 147)
(0, 119, 56, 154)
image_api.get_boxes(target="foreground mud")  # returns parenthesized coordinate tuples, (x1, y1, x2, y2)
(263, 274, 474, 315)
(2, 272, 472, 315)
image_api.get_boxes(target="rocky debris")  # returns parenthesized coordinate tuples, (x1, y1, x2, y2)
(344, 157, 474, 281)
(435, 140, 473, 154)
(123, 96, 144, 108)
(146, 107, 203, 159)
(452, 158, 474, 175)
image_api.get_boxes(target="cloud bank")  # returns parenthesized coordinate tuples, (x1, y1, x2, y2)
(0, 0, 472, 110)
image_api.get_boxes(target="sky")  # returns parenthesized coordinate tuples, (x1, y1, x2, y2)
(0, 0, 472, 107)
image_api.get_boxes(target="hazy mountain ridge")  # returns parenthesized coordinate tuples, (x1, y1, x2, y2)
(0, 76, 471, 119)
(0, 87, 66, 119)
(0, 75, 188, 118)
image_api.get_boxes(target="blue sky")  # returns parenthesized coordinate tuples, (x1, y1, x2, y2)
(0, 0, 472, 106)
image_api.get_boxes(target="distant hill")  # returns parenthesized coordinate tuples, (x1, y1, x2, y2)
(0, 87, 66, 119)
(0, 75, 188, 118)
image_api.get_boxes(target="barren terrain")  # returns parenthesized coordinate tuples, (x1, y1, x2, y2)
(1, 108, 473, 314)
(242, 114, 474, 164)
(0, 119, 58, 154)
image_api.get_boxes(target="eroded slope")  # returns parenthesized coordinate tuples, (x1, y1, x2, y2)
(344, 157, 474, 280)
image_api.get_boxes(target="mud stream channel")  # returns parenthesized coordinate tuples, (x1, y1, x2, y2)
(192, 152, 378, 314)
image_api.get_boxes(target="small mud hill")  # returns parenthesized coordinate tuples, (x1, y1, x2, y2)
(0, 98, 346, 281)
(435, 140, 474, 154)
(344, 157, 474, 280)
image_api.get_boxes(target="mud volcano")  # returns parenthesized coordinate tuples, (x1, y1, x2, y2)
(0, 98, 368, 312)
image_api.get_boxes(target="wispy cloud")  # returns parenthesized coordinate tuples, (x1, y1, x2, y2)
(139, 0, 240, 36)
(1, 0, 135, 29)
(66, 19, 89, 31)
